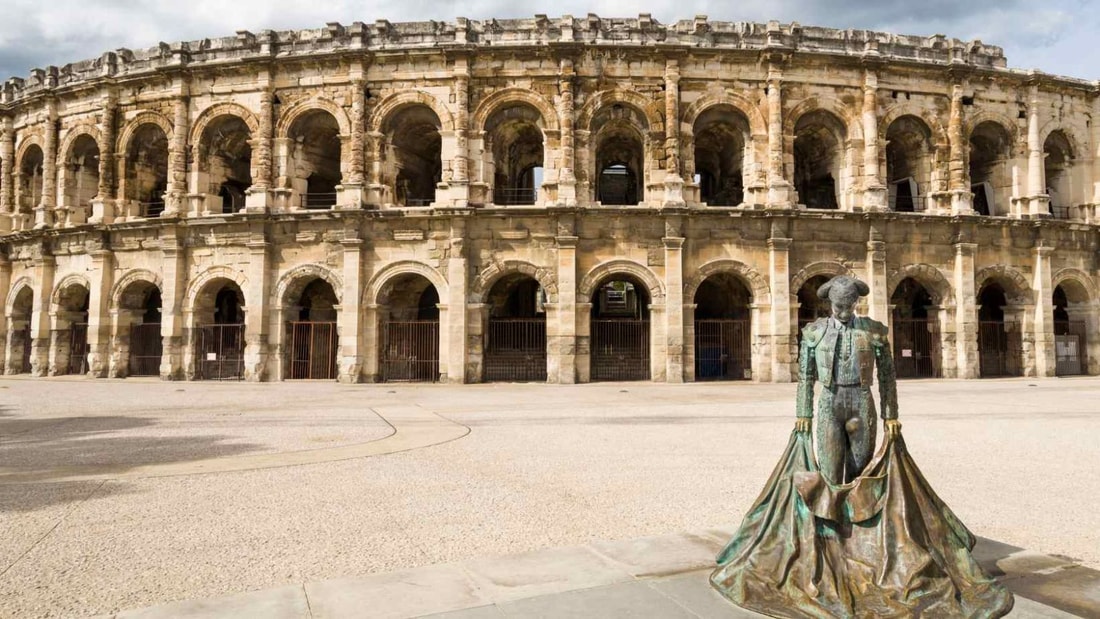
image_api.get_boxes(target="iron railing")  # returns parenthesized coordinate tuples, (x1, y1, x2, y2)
(68, 323, 89, 375)
(380, 320, 439, 382)
(1054, 320, 1087, 376)
(694, 319, 751, 381)
(404, 197, 434, 207)
(484, 318, 547, 382)
(591, 318, 650, 381)
(286, 321, 338, 380)
(1050, 205, 1073, 220)
(139, 201, 165, 218)
(196, 324, 245, 380)
(978, 321, 1021, 378)
(493, 187, 537, 205)
(129, 323, 162, 376)
(892, 318, 941, 378)
(301, 193, 337, 210)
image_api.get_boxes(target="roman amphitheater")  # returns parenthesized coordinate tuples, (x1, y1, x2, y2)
(0, 15, 1096, 384)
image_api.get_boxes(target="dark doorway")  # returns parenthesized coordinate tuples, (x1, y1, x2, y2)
(129, 288, 163, 377)
(978, 283, 1020, 377)
(286, 279, 338, 380)
(694, 273, 752, 381)
(891, 278, 940, 378)
(196, 284, 245, 380)
(591, 276, 650, 381)
(379, 275, 440, 382)
(1053, 285, 1087, 376)
(484, 275, 547, 382)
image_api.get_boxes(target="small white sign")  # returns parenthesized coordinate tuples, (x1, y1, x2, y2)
(206, 352, 217, 361)
(901, 349, 913, 358)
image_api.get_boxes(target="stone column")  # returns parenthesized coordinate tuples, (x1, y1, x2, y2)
(549, 233, 578, 383)
(30, 251, 56, 375)
(0, 253, 8, 372)
(768, 233, 794, 381)
(0, 117, 14, 232)
(766, 64, 793, 207)
(245, 86, 274, 212)
(1031, 243, 1056, 376)
(337, 79, 367, 209)
(948, 82, 975, 214)
(85, 247, 113, 377)
(866, 230, 889, 324)
(337, 234, 364, 382)
(662, 58, 685, 207)
(444, 218, 468, 382)
(1026, 85, 1050, 217)
(159, 228, 185, 379)
(243, 228, 271, 381)
(87, 93, 117, 226)
(448, 57, 471, 208)
(557, 59, 577, 206)
(663, 234, 685, 381)
(361, 304, 380, 381)
(862, 71, 887, 211)
(164, 92, 190, 216)
(37, 101, 58, 228)
(953, 242, 979, 378)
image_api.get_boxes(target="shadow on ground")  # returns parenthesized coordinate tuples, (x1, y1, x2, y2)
(976, 536, 1100, 618)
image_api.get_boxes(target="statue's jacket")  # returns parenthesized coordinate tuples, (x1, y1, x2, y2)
(796, 316, 899, 420)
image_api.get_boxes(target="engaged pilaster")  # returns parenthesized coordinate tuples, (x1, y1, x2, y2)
(1031, 243, 1056, 376)
(1026, 83, 1050, 217)
(662, 58, 685, 207)
(37, 100, 58, 229)
(337, 231, 365, 382)
(0, 117, 13, 232)
(861, 71, 887, 211)
(948, 81, 975, 214)
(164, 86, 190, 217)
(245, 83, 274, 212)
(159, 228, 185, 379)
(765, 63, 793, 208)
(768, 231, 794, 381)
(556, 58, 578, 207)
(549, 232, 578, 383)
(663, 233, 685, 381)
(953, 241, 979, 378)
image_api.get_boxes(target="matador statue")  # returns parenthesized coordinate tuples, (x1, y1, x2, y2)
(710, 275, 1013, 618)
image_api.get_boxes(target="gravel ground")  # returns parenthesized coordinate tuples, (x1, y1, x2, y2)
(0, 377, 1097, 618)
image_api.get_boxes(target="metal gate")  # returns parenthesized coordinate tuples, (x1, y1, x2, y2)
(380, 320, 439, 382)
(892, 318, 940, 378)
(484, 318, 546, 382)
(1055, 321, 1087, 376)
(196, 324, 245, 380)
(68, 323, 89, 375)
(286, 321, 338, 380)
(694, 319, 751, 381)
(129, 323, 162, 376)
(978, 321, 1020, 377)
(591, 319, 650, 381)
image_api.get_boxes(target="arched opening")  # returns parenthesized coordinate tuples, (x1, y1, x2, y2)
(378, 274, 440, 382)
(286, 278, 339, 380)
(793, 111, 845, 210)
(17, 145, 44, 215)
(1044, 130, 1074, 219)
(590, 275, 650, 381)
(117, 281, 163, 377)
(8, 287, 34, 373)
(596, 128, 644, 206)
(483, 274, 547, 382)
(55, 283, 90, 375)
(797, 275, 833, 333)
(968, 122, 1011, 216)
(1053, 283, 1089, 375)
(124, 123, 169, 217)
(384, 105, 442, 206)
(693, 106, 748, 206)
(977, 282, 1021, 377)
(62, 135, 100, 217)
(885, 115, 933, 212)
(199, 115, 253, 214)
(890, 278, 940, 378)
(288, 110, 342, 209)
(486, 104, 544, 205)
(693, 273, 752, 381)
(194, 281, 246, 380)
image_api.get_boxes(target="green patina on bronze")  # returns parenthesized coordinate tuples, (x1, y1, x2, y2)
(711, 275, 1013, 618)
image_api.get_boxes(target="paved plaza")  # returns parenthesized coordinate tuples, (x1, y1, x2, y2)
(1, 377, 1098, 617)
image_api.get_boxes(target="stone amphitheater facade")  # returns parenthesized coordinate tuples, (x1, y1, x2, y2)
(0, 15, 1097, 384)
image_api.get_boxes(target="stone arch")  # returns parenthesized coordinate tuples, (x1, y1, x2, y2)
(684, 259, 770, 305)
(1052, 267, 1097, 303)
(681, 93, 767, 138)
(117, 110, 174, 155)
(188, 102, 261, 149)
(784, 98, 862, 142)
(1038, 123, 1083, 159)
(110, 269, 164, 310)
(50, 273, 92, 307)
(471, 88, 560, 134)
(275, 264, 344, 308)
(276, 96, 352, 138)
(790, 261, 856, 296)
(887, 264, 954, 306)
(6, 277, 35, 316)
(58, 124, 103, 163)
(184, 266, 249, 314)
(369, 91, 455, 133)
(975, 265, 1031, 304)
(578, 259, 665, 304)
(879, 103, 947, 145)
(14, 133, 44, 165)
(470, 260, 558, 304)
(963, 111, 1019, 146)
(363, 260, 448, 307)
(577, 89, 664, 134)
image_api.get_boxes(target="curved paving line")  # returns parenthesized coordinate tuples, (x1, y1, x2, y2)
(0, 406, 470, 484)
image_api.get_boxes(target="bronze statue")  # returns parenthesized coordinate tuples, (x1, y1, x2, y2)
(711, 275, 1013, 619)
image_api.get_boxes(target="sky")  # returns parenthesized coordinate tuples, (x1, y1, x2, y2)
(0, 0, 1096, 82)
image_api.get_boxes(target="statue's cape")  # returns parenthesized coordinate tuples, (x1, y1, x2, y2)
(711, 430, 1014, 619)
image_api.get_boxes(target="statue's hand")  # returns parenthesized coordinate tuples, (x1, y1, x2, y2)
(794, 418, 812, 433)
(885, 419, 902, 438)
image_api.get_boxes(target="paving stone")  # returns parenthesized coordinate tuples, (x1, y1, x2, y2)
(420, 604, 506, 618)
(462, 545, 632, 604)
(305, 563, 488, 619)
(589, 532, 721, 578)
(495, 580, 697, 618)
(647, 570, 769, 618)
(116, 585, 308, 619)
